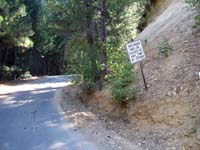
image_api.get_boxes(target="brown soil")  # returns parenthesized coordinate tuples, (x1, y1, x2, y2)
(57, 86, 142, 150)
(60, 0, 200, 150)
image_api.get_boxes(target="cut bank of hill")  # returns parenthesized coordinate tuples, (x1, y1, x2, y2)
(60, 0, 200, 149)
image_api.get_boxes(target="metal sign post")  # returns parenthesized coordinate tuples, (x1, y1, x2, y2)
(126, 40, 148, 91)
(140, 62, 148, 91)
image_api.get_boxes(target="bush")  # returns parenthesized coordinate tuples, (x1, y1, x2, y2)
(0, 65, 22, 81)
(158, 38, 173, 57)
(81, 81, 95, 94)
(186, 0, 200, 27)
(111, 64, 138, 103)
(68, 74, 82, 85)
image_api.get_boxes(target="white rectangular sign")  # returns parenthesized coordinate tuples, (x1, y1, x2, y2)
(126, 40, 145, 64)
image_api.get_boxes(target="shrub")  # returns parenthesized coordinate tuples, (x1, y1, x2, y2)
(111, 64, 138, 103)
(158, 38, 173, 57)
(81, 81, 95, 94)
(0, 65, 22, 81)
(68, 74, 82, 85)
(186, 0, 200, 27)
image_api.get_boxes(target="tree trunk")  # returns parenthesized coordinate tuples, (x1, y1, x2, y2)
(99, 0, 107, 91)
(59, 48, 65, 74)
(14, 48, 17, 66)
(0, 48, 2, 65)
(84, 0, 99, 82)
(4, 49, 8, 65)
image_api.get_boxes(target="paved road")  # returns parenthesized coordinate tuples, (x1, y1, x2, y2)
(0, 76, 110, 150)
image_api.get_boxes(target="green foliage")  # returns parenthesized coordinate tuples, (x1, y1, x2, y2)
(104, 0, 148, 100)
(0, 65, 32, 81)
(46, 0, 101, 83)
(69, 74, 83, 85)
(0, 0, 152, 99)
(186, 0, 200, 27)
(158, 38, 173, 57)
(0, 0, 33, 47)
(0, 16, 3, 25)
(0, 65, 22, 81)
(0, 0, 34, 80)
(111, 64, 137, 102)
(194, 15, 200, 26)
(81, 81, 96, 94)
(45, 0, 149, 94)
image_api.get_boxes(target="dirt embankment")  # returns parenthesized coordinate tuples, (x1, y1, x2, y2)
(57, 86, 142, 150)
(60, 0, 200, 150)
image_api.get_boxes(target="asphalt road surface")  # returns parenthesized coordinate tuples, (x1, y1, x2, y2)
(0, 76, 111, 150)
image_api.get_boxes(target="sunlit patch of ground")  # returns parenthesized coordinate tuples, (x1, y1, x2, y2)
(49, 142, 66, 149)
(0, 79, 71, 95)
(0, 76, 72, 109)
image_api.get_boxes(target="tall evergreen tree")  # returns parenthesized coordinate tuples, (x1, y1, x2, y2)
(0, 0, 33, 67)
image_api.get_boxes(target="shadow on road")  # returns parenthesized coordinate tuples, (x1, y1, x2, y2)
(0, 76, 110, 150)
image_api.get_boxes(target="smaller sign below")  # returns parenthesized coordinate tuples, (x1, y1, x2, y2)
(126, 40, 145, 64)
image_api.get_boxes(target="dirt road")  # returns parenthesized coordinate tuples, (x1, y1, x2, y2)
(0, 76, 128, 150)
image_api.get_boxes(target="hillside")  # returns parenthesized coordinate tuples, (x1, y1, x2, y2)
(60, 0, 200, 149)
(129, 0, 200, 149)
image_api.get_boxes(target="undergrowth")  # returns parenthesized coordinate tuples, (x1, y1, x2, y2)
(0, 65, 22, 81)
(186, 0, 200, 27)
(110, 64, 138, 103)
(158, 37, 173, 57)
